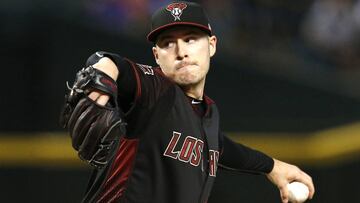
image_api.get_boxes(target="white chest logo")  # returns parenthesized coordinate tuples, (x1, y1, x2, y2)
(166, 3, 187, 21)
(137, 63, 154, 75)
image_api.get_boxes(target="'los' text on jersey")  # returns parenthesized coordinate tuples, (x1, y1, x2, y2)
(163, 131, 219, 177)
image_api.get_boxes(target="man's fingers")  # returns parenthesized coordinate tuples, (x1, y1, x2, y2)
(87, 91, 110, 106)
(88, 92, 101, 101)
(96, 95, 110, 106)
(280, 186, 289, 203)
(301, 171, 315, 199)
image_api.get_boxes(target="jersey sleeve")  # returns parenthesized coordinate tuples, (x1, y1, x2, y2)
(85, 51, 172, 113)
(218, 132, 274, 174)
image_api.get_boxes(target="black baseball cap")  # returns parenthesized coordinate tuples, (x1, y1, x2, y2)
(147, 1, 212, 43)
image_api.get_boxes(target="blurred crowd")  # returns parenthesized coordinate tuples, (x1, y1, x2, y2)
(83, 0, 360, 70)
(301, 0, 360, 70)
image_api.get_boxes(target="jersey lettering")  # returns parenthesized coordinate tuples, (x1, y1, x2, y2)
(190, 139, 204, 166)
(163, 131, 181, 159)
(164, 131, 216, 174)
(179, 136, 197, 163)
(209, 150, 219, 177)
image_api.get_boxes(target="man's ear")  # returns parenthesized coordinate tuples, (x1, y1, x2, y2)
(152, 46, 160, 65)
(209, 35, 217, 57)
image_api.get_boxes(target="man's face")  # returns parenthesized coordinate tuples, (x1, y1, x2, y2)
(152, 26, 217, 87)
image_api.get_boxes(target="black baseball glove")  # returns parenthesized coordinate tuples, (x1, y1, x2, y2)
(60, 65, 126, 168)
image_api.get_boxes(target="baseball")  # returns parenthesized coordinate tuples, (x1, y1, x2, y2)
(287, 181, 309, 203)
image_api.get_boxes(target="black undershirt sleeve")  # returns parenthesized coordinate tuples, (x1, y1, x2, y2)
(218, 133, 274, 174)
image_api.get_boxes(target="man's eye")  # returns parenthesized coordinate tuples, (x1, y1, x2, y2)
(163, 41, 174, 48)
(185, 38, 195, 43)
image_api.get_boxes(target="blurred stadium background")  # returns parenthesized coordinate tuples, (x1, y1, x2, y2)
(1, 0, 360, 202)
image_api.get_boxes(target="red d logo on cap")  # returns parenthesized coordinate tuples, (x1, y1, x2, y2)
(166, 2, 187, 21)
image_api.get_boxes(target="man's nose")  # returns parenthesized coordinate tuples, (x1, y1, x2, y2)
(175, 40, 188, 60)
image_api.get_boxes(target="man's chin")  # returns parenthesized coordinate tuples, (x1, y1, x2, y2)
(176, 78, 200, 87)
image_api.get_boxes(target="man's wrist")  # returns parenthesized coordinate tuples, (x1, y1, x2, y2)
(93, 57, 119, 81)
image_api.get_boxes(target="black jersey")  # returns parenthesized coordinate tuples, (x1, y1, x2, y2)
(81, 51, 274, 203)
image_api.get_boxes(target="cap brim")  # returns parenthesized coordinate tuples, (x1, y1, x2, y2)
(147, 22, 212, 43)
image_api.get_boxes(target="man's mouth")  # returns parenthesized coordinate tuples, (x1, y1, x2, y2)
(176, 62, 195, 70)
